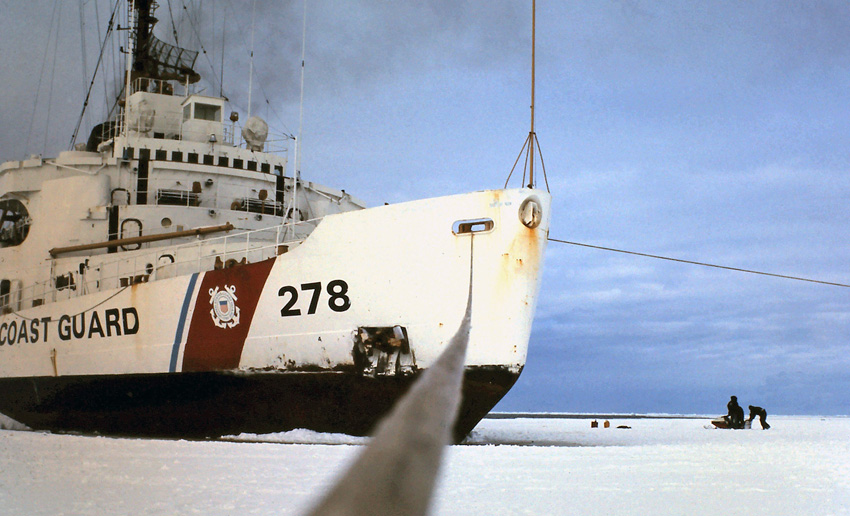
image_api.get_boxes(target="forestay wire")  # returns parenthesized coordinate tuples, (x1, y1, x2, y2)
(70, 0, 123, 149)
(548, 237, 850, 289)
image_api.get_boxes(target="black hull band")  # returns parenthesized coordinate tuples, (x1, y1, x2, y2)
(0, 366, 520, 443)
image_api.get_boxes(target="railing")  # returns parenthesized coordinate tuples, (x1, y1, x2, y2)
(129, 77, 187, 97)
(103, 108, 289, 157)
(141, 175, 285, 213)
(5, 218, 320, 314)
(106, 78, 288, 153)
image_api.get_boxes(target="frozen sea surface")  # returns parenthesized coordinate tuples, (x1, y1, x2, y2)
(1, 415, 848, 515)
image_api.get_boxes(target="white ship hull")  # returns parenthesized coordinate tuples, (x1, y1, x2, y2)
(0, 188, 549, 440)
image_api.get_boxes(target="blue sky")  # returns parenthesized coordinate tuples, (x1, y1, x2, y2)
(1, 1, 848, 416)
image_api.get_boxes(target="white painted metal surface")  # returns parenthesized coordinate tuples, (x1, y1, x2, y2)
(0, 188, 549, 379)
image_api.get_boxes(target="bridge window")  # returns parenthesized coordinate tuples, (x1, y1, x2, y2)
(183, 103, 222, 123)
(194, 103, 221, 122)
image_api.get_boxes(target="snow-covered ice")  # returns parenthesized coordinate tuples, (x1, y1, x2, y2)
(1, 415, 848, 515)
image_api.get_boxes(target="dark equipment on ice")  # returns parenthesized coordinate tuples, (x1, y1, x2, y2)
(747, 405, 770, 430)
(711, 397, 770, 430)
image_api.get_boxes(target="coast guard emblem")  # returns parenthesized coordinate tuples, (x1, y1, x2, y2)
(209, 285, 240, 329)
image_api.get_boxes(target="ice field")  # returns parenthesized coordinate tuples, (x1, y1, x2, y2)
(1, 415, 848, 515)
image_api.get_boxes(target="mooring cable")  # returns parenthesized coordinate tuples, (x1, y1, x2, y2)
(548, 237, 850, 289)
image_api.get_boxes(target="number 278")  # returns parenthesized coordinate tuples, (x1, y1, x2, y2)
(279, 280, 351, 316)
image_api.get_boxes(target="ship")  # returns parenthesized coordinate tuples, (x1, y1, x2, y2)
(0, 0, 550, 442)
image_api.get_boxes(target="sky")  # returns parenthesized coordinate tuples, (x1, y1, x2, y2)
(0, 0, 848, 416)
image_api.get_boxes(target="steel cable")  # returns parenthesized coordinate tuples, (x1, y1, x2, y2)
(548, 237, 850, 288)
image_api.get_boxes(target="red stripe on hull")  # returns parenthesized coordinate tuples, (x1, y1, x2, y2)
(182, 258, 275, 371)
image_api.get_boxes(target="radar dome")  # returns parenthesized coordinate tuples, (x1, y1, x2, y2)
(242, 116, 269, 151)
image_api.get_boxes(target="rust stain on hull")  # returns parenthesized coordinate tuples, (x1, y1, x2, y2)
(499, 225, 547, 294)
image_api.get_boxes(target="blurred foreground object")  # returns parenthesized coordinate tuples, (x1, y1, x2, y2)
(308, 271, 473, 516)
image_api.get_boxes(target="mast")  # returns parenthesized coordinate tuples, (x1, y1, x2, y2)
(292, 0, 308, 223)
(132, 0, 155, 76)
(123, 0, 136, 139)
(528, 0, 536, 188)
(504, 0, 546, 191)
(124, 0, 200, 89)
(219, 1, 226, 97)
(247, 0, 256, 119)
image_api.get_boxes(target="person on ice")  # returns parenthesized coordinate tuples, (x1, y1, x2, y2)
(747, 405, 770, 429)
(726, 395, 745, 429)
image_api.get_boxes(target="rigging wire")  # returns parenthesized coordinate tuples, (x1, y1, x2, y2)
(222, 0, 295, 138)
(505, 132, 550, 192)
(106, 0, 123, 119)
(166, 0, 180, 45)
(504, 0, 549, 193)
(66, 0, 293, 149)
(93, 0, 110, 123)
(533, 134, 551, 192)
(70, 0, 123, 149)
(180, 3, 223, 96)
(43, 5, 64, 155)
(103, 3, 128, 122)
(166, 1, 295, 142)
(78, 0, 90, 133)
(25, 2, 60, 158)
(548, 237, 850, 289)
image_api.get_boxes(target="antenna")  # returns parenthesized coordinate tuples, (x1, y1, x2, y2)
(78, 0, 90, 135)
(504, 0, 549, 192)
(287, 0, 308, 226)
(219, 1, 225, 98)
(247, 0, 256, 118)
(528, 0, 536, 188)
(295, 0, 307, 178)
(123, 0, 136, 140)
